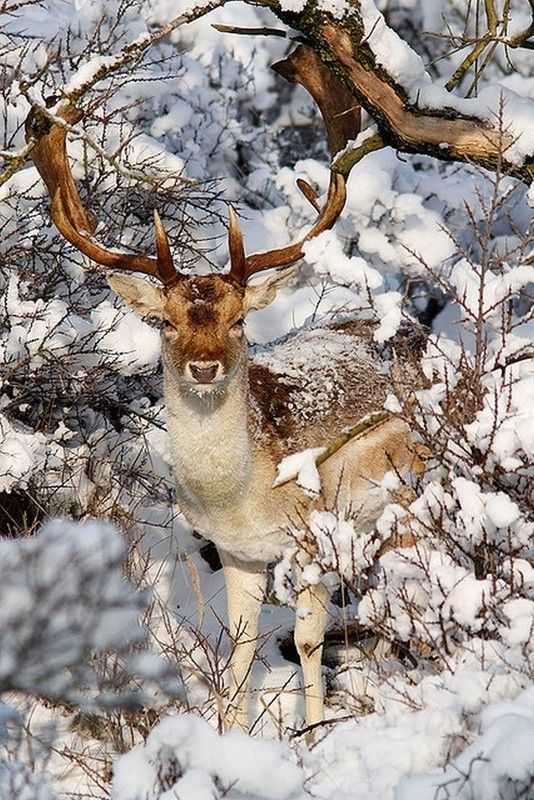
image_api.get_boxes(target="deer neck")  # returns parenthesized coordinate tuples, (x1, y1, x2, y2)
(163, 356, 253, 508)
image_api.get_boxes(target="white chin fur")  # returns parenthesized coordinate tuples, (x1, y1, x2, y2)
(186, 380, 226, 396)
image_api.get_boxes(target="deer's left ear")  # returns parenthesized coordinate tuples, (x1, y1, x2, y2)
(243, 266, 299, 314)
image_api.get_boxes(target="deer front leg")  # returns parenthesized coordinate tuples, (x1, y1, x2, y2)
(220, 552, 267, 732)
(294, 577, 330, 733)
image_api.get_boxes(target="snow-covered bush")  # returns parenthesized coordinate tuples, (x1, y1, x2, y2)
(1, 0, 533, 798)
(0, 518, 150, 703)
(0, 760, 55, 800)
(396, 686, 534, 800)
(112, 713, 303, 800)
(352, 163, 533, 654)
(0, 518, 182, 800)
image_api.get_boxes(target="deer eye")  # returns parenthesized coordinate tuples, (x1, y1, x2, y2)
(231, 318, 244, 332)
(161, 320, 178, 333)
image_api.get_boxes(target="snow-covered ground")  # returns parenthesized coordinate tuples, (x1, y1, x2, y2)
(0, 1, 533, 798)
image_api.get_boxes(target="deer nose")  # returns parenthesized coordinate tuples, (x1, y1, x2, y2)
(188, 361, 220, 384)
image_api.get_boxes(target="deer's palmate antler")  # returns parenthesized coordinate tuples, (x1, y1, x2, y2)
(26, 101, 182, 287)
(26, 46, 358, 290)
(28, 47, 424, 738)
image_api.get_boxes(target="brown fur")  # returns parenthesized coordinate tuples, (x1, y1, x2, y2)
(248, 320, 412, 457)
(162, 277, 245, 376)
(248, 363, 297, 459)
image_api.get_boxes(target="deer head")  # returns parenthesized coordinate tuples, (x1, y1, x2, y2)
(26, 46, 360, 392)
(107, 264, 299, 391)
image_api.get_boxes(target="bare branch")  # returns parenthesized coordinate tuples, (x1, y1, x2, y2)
(212, 23, 287, 37)
(65, 0, 227, 104)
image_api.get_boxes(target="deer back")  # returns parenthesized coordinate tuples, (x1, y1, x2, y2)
(249, 319, 425, 454)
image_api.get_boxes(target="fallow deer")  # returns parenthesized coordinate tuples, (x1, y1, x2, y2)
(26, 45, 424, 734)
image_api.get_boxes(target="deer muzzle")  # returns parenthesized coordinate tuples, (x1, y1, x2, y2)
(187, 361, 222, 384)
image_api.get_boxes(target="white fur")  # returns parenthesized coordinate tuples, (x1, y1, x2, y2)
(163, 354, 291, 563)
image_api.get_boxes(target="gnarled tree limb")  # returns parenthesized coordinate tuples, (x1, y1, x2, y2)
(252, 0, 533, 183)
(6, 0, 534, 186)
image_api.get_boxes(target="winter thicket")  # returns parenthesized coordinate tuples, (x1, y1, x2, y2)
(0, 1, 533, 798)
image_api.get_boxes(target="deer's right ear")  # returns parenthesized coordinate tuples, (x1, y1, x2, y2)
(107, 274, 166, 318)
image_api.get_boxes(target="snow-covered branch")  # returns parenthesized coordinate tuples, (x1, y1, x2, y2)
(251, 0, 534, 181)
(0, 518, 149, 705)
(112, 713, 303, 800)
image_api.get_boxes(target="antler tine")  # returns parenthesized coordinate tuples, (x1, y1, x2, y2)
(227, 205, 247, 286)
(296, 178, 321, 212)
(26, 102, 183, 287)
(228, 45, 360, 285)
(241, 173, 346, 278)
(154, 210, 182, 287)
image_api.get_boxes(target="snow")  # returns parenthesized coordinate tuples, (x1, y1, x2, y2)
(91, 301, 161, 375)
(484, 492, 521, 528)
(1, 0, 533, 798)
(278, 0, 347, 16)
(342, 149, 457, 279)
(397, 688, 534, 799)
(500, 598, 534, 649)
(273, 447, 325, 495)
(303, 509, 380, 582)
(63, 55, 127, 95)
(0, 415, 45, 493)
(372, 291, 402, 342)
(450, 260, 534, 319)
(112, 714, 303, 800)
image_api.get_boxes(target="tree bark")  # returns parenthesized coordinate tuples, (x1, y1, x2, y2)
(250, 0, 533, 183)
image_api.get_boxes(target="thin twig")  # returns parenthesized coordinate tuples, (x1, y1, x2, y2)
(66, 0, 227, 104)
(212, 23, 287, 37)
(274, 412, 390, 489)
(0, 0, 227, 185)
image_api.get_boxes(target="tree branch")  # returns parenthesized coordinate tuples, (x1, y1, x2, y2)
(254, 0, 533, 183)
(1, 0, 228, 184)
(332, 131, 385, 176)
(212, 23, 287, 37)
(506, 0, 534, 50)
(274, 412, 390, 489)
(5, 0, 534, 188)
